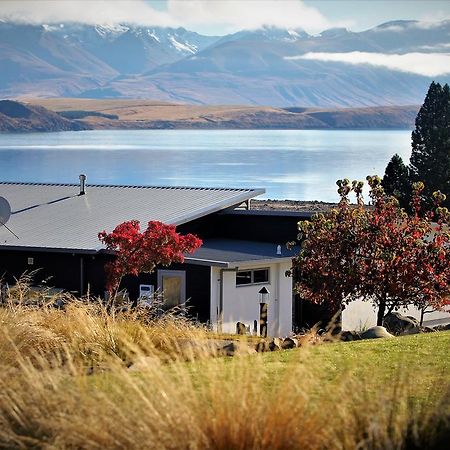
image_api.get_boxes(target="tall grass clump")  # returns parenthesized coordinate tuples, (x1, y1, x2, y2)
(0, 277, 448, 449)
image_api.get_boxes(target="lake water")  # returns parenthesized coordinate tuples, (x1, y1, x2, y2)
(0, 129, 412, 202)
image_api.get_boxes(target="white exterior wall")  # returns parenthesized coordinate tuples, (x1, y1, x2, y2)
(342, 299, 450, 331)
(210, 261, 293, 337)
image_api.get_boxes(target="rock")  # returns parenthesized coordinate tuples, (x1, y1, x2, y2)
(433, 323, 450, 332)
(399, 326, 421, 336)
(236, 322, 247, 335)
(341, 331, 361, 341)
(406, 315, 418, 322)
(178, 339, 218, 359)
(255, 340, 270, 352)
(297, 331, 322, 346)
(220, 341, 256, 357)
(360, 326, 394, 339)
(383, 312, 420, 335)
(281, 337, 299, 349)
(269, 337, 282, 351)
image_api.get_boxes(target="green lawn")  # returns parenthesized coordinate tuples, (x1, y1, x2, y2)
(259, 331, 450, 404)
(1, 305, 449, 450)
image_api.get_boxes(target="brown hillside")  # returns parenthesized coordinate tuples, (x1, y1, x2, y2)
(23, 98, 419, 130)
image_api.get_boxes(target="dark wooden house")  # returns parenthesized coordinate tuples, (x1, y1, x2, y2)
(0, 178, 317, 335)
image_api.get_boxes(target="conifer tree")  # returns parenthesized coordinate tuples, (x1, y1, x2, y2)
(410, 81, 450, 208)
(382, 153, 410, 208)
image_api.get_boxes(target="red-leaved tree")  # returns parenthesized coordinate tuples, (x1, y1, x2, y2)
(293, 176, 450, 326)
(98, 220, 202, 293)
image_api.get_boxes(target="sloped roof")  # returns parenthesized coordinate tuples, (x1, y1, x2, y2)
(0, 182, 264, 252)
(185, 239, 298, 267)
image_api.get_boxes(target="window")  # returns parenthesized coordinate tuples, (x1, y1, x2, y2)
(253, 269, 269, 284)
(236, 271, 252, 285)
(236, 268, 269, 286)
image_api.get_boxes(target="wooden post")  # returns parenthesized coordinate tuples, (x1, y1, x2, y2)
(260, 302, 268, 337)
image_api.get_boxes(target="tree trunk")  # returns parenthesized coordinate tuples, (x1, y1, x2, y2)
(377, 299, 386, 326)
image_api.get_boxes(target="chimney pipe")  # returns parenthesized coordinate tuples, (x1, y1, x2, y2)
(79, 174, 86, 195)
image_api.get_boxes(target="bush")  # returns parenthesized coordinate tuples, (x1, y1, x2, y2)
(0, 281, 449, 449)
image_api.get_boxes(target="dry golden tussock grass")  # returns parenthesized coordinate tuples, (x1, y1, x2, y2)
(0, 277, 448, 449)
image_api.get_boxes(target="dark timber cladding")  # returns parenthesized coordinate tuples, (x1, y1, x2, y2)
(0, 249, 211, 321)
(125, 263, 212, 322)
(120, 263, 211, 322)
(0, 181, 262, 320)
(179, 209, 313, 243)
(0, 249, 111, 297)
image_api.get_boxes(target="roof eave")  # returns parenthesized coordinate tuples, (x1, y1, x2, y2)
(183, 257, 229, 268)
(0, 245, 98, 255)
(227, 256, 295, 267)
(184, 255, 295, 268)
(172, 188, 266, 226)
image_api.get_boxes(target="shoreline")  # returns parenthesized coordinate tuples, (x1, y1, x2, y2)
(251, 199, 337, 212)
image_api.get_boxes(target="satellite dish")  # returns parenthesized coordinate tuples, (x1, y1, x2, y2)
(0, 197, 11, 226)
(0, 196, 18, 239)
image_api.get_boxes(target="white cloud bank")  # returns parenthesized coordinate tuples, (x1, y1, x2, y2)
(0, 1, 177, 27)
(285, 51, 450, 77)
(166, 0, 334, 34)
(0, 0, 336, 34)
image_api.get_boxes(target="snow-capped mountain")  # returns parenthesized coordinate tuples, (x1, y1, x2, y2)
(214, 25, 310, 46)
(0, 20, 449, 106)
(0, 22, 219, 97)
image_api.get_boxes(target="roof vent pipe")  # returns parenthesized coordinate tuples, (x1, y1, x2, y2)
(79, 174, 86, 195)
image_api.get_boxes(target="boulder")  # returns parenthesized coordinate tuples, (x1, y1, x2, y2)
(433, 323, 450, 332)
(281, 337, 299, 349)
(220, 341, 256, 357)
(269, 337, 282, 351)
(255, 340, 270, 352)
(399, 326, 421, 336)
(178, 339, 218, 359)
(236, 322, 247, 335)
(297, 332, 322, 346)
(340, 331, 362, 342)
(361, 326, 394, 339)
(383, 312, 419, 335)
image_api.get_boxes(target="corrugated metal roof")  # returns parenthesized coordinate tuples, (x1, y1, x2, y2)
(0, 182, 264, 252)
(185, 239, 298, 267)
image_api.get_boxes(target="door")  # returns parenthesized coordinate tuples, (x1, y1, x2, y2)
(157, 270, 186, 308)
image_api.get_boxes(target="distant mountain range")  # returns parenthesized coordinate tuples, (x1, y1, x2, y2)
(1, 20, 449, 106)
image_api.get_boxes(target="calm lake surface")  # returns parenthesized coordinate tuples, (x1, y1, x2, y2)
(0, 129, 412, 201)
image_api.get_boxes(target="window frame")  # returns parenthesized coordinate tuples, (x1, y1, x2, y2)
(236, 267, 270, 287)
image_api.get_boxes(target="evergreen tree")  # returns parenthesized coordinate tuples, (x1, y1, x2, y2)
(410, 81, 450, 208)
(382, 153, 410, 208)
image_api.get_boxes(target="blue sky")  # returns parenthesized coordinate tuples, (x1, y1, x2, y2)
(145, 0, 450, 34)
(1, 1, 449, 35)
(305, 1, 450, 31)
